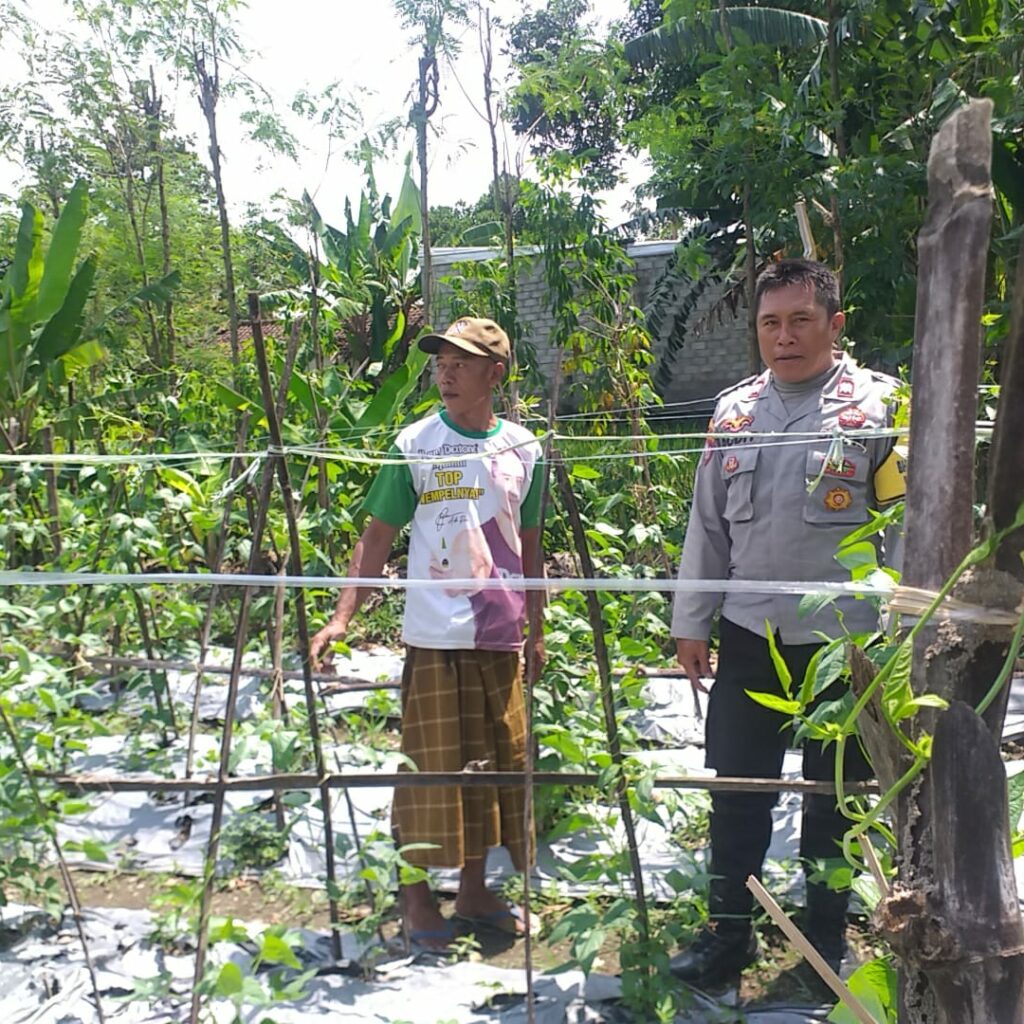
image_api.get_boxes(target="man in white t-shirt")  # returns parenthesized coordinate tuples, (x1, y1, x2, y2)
(310, 317, 545, 952)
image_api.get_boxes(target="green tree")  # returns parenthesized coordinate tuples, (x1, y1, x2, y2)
(513, 0, 1024, 368)
(394, 0, 471, 325)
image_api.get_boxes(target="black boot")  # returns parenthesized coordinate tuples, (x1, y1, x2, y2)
(669, 923, 758, 987)
(803, 881, 850, 974)
(670, 879, 759, 987)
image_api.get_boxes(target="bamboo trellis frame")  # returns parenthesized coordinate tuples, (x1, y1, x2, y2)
(2, 307, 898, 1024)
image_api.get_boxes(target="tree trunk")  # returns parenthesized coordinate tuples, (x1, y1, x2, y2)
(150, 69, 176, 367)
(743, 183, 759, 374)
(870, 97, 1024, 1024)
(196, 48, 238, 366)
(109, 129, 161, 365)
(826, 0, 846, 291)
(415, 48, 438, 328)
(480, 6, 520, 415)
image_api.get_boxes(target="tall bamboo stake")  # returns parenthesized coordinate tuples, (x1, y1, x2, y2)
(553, 457, 651, 942)
(0, 703, 106, 1024)
(249, 293, 343, 959)
(520, 353, 563, 1024)
(72, 476, 126, 641)
(269, 562, 288, 831)
(182, 411, 251, 787)
(187, 355, 300, 1024)
(42, 426, 61, 559)
(131, 587, 177, 740)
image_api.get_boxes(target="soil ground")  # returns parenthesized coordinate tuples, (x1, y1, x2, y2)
(41, 868, 884, 1012)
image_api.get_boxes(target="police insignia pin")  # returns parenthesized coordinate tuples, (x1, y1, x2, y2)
(824, 486, 853, 511)
(838, 407, 866, 429)
(723, 455, 739, 474)
(837, 377, 855, 399)
(718, 415, 754, 433)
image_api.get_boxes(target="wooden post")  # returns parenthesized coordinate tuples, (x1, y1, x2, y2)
(188, 332, 302, 1022)
(268, 563, 288, 832)
(554, 457, 650, 942)
(988, 228, 1024, 575)
(902, 101, 992, 592)
(870, 98, 1024, 1024)
(919, 702, 1024, 1021)
(249, 293, 343, 960)
(182, 411, 250, 786)
(42, 426, 61, 559)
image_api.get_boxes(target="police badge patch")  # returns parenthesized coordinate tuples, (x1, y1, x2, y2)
(838, 407, 866, 429)
(824, 486, 853, 511)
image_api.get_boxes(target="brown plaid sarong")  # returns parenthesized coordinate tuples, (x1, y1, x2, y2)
(392, 646, 532, 870)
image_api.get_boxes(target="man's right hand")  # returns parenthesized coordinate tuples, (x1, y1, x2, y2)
(676, 638, 712, 697)
(309, 623, 343, 671)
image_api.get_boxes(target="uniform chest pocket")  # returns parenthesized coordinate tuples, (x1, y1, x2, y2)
(720, 446, 759, 523)
(804, 449, 870, 524)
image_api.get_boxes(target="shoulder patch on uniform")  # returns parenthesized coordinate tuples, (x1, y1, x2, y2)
(868, 370, 902, 390)
(714, 372, 764, 402)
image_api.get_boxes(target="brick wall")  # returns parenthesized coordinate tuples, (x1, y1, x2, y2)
(432, 241, 752, 411)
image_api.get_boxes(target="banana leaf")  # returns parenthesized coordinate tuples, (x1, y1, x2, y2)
(37, 180, 88, 323)
(35, 255, 97, 363)
(355, 343, 429, 430)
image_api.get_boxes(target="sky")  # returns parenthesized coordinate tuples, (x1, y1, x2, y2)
(1, 0, 648, 228)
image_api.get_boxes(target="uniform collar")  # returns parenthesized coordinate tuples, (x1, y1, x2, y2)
(755, 356, 854, 427)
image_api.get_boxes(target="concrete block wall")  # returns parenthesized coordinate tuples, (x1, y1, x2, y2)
(432, 241, 751, 411)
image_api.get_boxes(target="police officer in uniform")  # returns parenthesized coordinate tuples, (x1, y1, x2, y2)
(670, 259, 906, 986)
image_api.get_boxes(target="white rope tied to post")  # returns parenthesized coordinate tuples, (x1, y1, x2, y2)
(3, 571, 1019, 628)
(0, 570, 893, 597)
(889, 584, 1024, 629)
(0, 424, 1002, 469)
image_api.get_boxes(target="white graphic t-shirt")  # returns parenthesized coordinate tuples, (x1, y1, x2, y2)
(362, 411, 543, 651)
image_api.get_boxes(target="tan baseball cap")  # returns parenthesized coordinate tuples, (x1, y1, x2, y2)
(418, 317, 510, 362)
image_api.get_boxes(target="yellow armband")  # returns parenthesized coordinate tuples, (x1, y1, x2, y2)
(874, 444, 907, 503)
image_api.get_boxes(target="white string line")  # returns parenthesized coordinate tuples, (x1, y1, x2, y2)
(541, 385, 999, 421)
(0, 433, 552, 468)
(3, 572, 1016, 627)
(0, 570, 891, 596)
(0, 426, 911, 467)
(0, 426, 994, 470)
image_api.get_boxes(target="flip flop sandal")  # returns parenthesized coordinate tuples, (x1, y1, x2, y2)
(406, 919, 459, 956)
(455, 904, 540, 936)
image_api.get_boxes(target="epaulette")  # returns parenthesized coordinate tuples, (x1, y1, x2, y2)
(869, 369, 903, 388)
(714, 371, 764, 402)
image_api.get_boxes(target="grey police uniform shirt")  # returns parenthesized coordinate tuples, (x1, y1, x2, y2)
(670, 354, 902, 645)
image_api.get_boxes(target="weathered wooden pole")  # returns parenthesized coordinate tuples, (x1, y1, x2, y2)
(248, 294, 343, 959)
(873, 98, 1024, 1024)
(182, 411, 250, 787)
(553, 457, 651, 942)
(901, 101, 991, 590)
(42, 426, 61, 559)
(988, 228, 1024, 574)
(188, 320, 305, 1023)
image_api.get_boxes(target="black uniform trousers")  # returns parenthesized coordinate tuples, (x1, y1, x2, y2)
(704, 617, 871, 924)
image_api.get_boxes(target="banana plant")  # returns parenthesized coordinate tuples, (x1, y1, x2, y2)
(0, 181, 180, 452)
(260, 153, 423, 377)
(0, 181, 100, 451)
